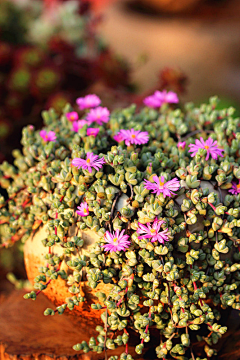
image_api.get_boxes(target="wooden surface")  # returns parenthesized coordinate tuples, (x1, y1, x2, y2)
(0, 290, 142, 360)
(1, 289, 240, 360)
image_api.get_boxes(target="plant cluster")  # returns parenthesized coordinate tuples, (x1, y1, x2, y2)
(0, 0, 130, 161)
(1, 92, 240, 360)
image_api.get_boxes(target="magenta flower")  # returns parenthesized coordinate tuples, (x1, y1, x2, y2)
(113, 133, 124, 143)
(103, 229, 130, 252)
(229, 181, 240, 195)
(87, 127, 100, 137)
(39, 130, 56, 142)
(137, 218, 170, 244)
(143, 94, 163, 108)
(177, 141, 186, 150)
(117, 129, 149, 146)
(76, 202, 89, 217)
(188, 137, 224, 161)
(71, 120, 88, 132)
(86, 106, 110, 125)
(160, 90, 179, 104)
(66, 111, 79, 122)
(143, 90, 179, 108)
(76, 94, 101, 110)
(72, 152, 105, 173)
(144, 175, 180, 198)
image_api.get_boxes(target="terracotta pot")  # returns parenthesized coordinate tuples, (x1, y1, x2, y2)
(139, 0, 202, 13)
(24, 226, 114, 326)
(24, 192, 129, 325)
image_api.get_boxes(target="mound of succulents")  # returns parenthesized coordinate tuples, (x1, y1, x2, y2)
(0, 0, 131, 161)
(1, 91, 240, 360)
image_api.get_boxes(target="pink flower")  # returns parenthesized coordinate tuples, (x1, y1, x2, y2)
(66, 111, 79, 122)
(86, 106, 110, 125)
(76, 202, 89, 217)
(76, 94, 101, 110)
(143, 90, 179, 108)
(144, 175, 180, 198)
(39, 130, 56, 142)
(87, 128, 100, 137)
(117, 129, 149, 146)
(160, 90, 179, 104)
(72, 152, 105, 173)
(137, 218, 170, 244)
(188, 137, 224, 161)
(143, 94, 163, 108)
(71, 120, 88, 132)
(229, 181, 240, 195)
(113, 133, 124, 143)
(103, 229, 130, 252)
(177, 141, 186, 150)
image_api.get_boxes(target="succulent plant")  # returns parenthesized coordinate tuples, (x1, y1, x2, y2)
(1, 92, 240, 359)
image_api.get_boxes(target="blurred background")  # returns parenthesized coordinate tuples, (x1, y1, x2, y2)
(98, 0, 240, 102)
(0, 0, 240, 291)
(0, 0, 240, 163)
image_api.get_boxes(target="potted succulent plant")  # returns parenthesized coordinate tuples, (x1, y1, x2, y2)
(1, 91, 240, 359)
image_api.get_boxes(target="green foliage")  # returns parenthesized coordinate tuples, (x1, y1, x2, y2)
(1, 96, 240, 359)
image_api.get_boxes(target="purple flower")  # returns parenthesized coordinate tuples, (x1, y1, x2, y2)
(143, 90, 179, 108)
(144, 175, 180, 198)
(137, 218, 170, 244)
(71, 120, 88, 132)
(72, 152, 105, 173)
(87, 127, 100, 137)
(177, 141, 186, 150)
(39, 130, 56, 142)
(76, 94, 101, 110)
(113, 133, 124, 143)
(229, 181, 240, 195)
(103, 229, 130, 252)
(86, 106, 110, 125)
(66, 111, 79, 122)
(188, 137, 224, 161)
(76, 202, 89, 217)
(117, 129, 149, 146)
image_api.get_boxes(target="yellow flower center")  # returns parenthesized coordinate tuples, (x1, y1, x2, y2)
(113, 237, 118, 242)
(150, 229, 156, 234)
(71, 115, 74, 120)
(237, 184, 240, 190)
(131, 134, 136, 138)
(86, 158, 91, 163)
(204, 145, 209, 150)
(159, 181, 164, 186)
(83, 208, 88, 214)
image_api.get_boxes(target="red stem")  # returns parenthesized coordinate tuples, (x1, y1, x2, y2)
(36, 262, 62, 297)
(141, 310, 151, 344)
(0, 187, 26, 207)
(208, 203, 216, 211)
(190, 265, 204, 306)
(36, 278, 52, 296)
